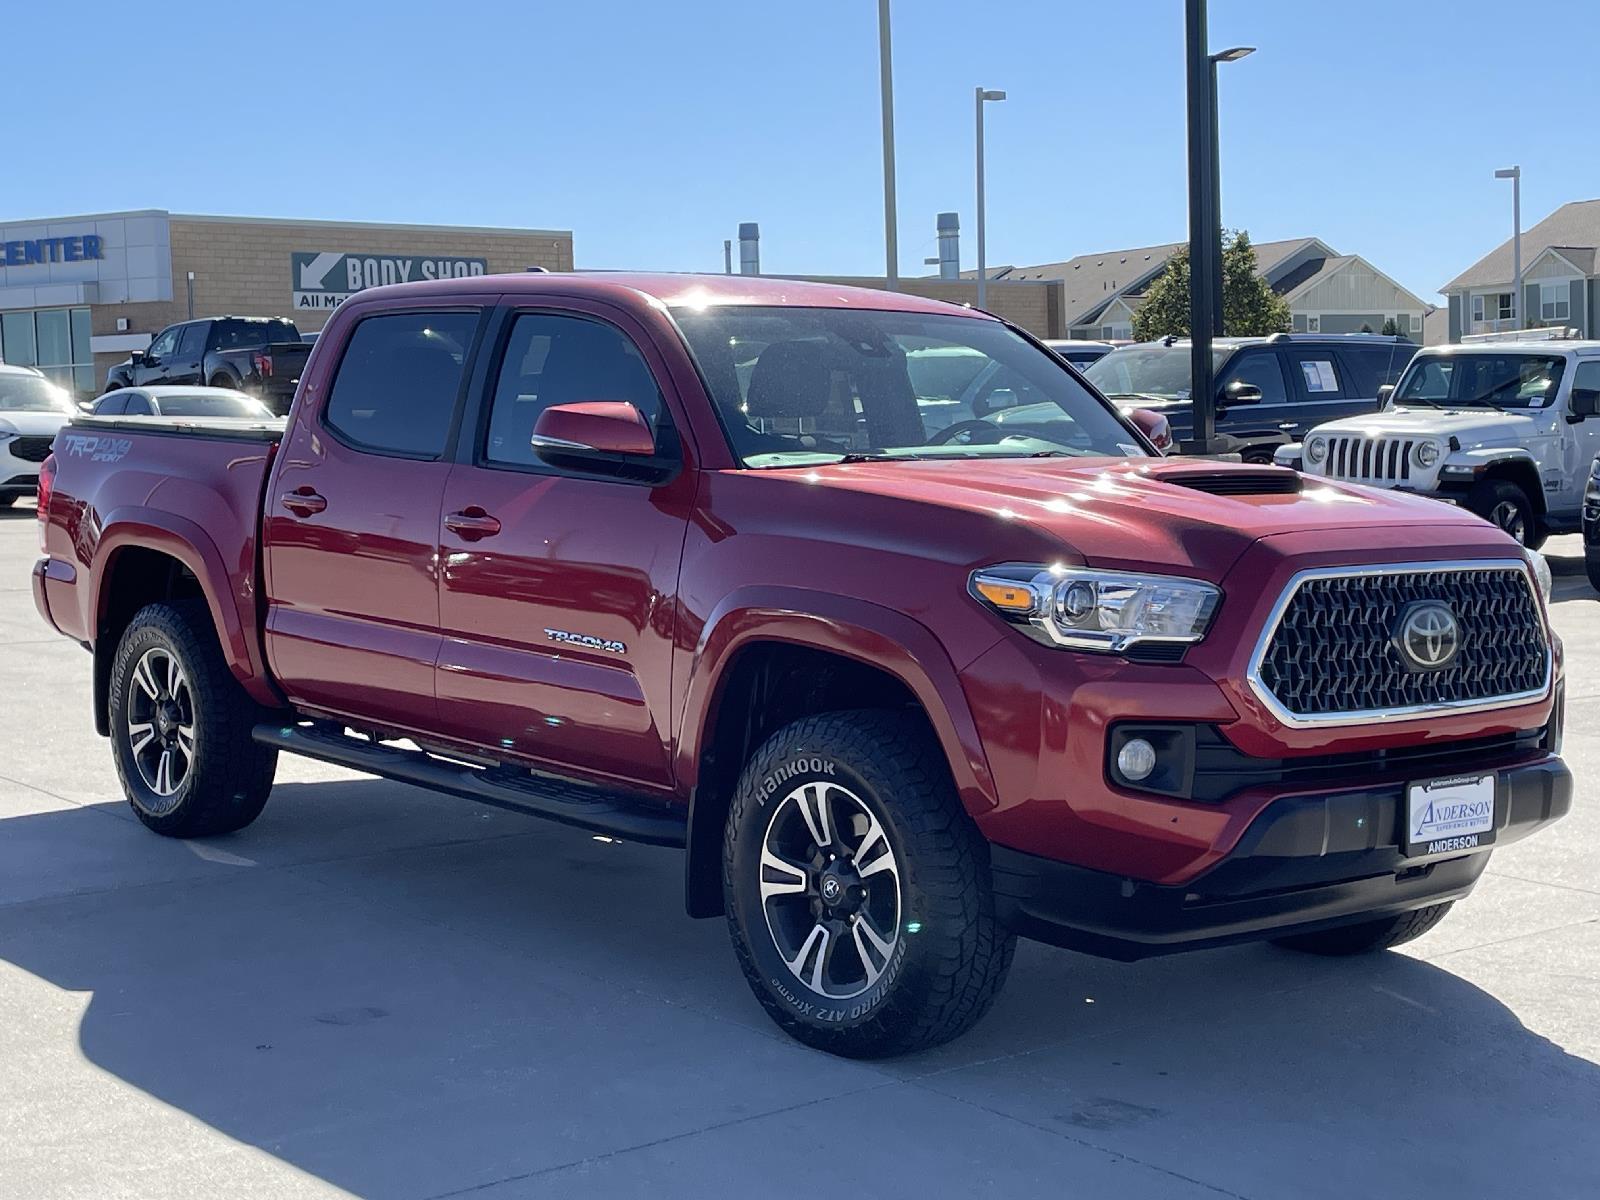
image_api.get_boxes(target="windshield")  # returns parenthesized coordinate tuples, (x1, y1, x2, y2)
(0, 373, 74, 413)
(672, 306, 1149, 467)
(1082, 344, 1228, 400)
(1394, 353, 1565, 410)
(156, 393, 274, 418)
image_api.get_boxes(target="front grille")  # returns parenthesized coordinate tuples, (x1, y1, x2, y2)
(1324, 435, 1414, 483)
(7, 436, 53, 464)
(1252, 564, 1548, 722)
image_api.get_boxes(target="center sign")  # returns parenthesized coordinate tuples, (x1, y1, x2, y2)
(291, 251, 488, 311)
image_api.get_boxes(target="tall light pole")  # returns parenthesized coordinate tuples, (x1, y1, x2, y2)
(975, 87, 1006, 309)
(1184, 0, 1219, 451)
(1207, 46, 1255, 336)
(878, 0, 899, 290)
(1495, 166, 1522, 328)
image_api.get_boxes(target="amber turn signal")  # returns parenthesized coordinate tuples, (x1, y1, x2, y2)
(974, 580, 1035, 613)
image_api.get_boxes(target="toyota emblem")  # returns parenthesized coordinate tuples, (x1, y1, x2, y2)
(1394, 601, 1460, 672)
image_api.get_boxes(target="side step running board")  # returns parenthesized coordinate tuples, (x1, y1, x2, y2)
(253, 721, 687, 848)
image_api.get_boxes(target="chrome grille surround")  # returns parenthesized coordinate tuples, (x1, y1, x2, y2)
(1246, 560, 1551, 728)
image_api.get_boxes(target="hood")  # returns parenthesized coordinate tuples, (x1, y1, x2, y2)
(783, 456, 1500, 577)
(1311, 406, 1541, 442)
(0, 410, 72, 437)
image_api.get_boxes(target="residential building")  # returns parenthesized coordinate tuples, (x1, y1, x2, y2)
(973, 237, 1429, 342)
(1441, 199, 1600, 340)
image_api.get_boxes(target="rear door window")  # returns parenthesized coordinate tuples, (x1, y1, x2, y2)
(1288, 352, 1344, 399)
(176, 323, 208, 360)
(1337, 344, 1415, 398)
(482, 312, 666, 468)
(324, 311, 479, 457)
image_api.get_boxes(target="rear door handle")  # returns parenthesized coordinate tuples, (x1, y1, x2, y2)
(280, 488, 327, 516)
(444, 507, 502, 540)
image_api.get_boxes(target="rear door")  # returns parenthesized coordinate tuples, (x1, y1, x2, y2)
(432, 300, 695, 788)
(262, 301, 489, 730)
(170, 321, 209, 385)
(1559, 360, 1600, 514)
(1281, 347, 1359, 439)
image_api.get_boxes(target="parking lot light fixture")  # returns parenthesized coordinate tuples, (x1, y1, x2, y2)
(1495, 167, 1522, 329)
(975, 87, 1007, 310)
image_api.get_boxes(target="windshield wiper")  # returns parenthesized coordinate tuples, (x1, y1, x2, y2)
(836, 452, 906, 463)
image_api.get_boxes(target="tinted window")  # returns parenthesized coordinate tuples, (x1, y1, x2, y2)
(147, 327, 180, 359)
(324, 311, 477, 457)
(213, 319, 300, 351)
(123, 394, 154, 415)
(1574, 361, 1600, 392)
(176, 323, 208, 359)
(155, 393, 275, 418)
(1220, 351, 1289, 405)
(1338, 344, 1415, 398)
(484, 313, 664, 467)
(1289, 353, 1342, 398)
(94, 393, 127, 416)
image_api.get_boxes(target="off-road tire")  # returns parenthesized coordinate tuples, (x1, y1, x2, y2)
(1271, 902, 1454, 956)
(1465, 479, 1538, 547)
(1587, 551, 1600, 594)
(108, 601, 277, 837)
(723, 710, 1015, 1058)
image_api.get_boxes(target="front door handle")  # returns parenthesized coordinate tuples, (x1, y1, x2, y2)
(444, 507, 502, 540)
(280, 487, 327, 516)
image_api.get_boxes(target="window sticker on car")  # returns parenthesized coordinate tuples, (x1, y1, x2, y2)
(1300, 360, 1338, 393)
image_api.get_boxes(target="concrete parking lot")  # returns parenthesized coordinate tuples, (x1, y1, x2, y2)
(1, 501, 1596, 1200)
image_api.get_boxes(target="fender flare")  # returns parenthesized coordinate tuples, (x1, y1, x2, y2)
(676, 585, 1000, 813)
(1442, 447, 1547, 513)
(90, 507, 279, 729)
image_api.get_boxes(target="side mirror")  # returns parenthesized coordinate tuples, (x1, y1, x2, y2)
(1378, 383, 1395, 408)
(531, 401, 657, 459)
(129, 351, 147, 367)
(1569, 386, 1600, 422)
(1220, 381, 1263, 407)
(1128, 407, 1173, 454)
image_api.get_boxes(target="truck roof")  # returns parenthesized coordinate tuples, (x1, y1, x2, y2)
(345, 271, 991, 318)
(1419, 340, 1600, 357)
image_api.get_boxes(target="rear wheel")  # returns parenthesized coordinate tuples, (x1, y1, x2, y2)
(1271, 902, 1453, 955)
(723, 710, 1014, 1058)
(1465, 479, 1537, 546)
(109, 602, 277, 837)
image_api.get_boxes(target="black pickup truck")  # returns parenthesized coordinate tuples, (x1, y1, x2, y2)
(104, 316, 311, 415)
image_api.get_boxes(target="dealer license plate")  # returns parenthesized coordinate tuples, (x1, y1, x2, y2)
(1404, 774, 1497, 857)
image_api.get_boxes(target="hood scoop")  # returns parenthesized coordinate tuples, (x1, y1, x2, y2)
(1155, 467, 1302, 497)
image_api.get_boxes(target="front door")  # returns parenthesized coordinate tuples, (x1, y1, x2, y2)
(434, 305, 694, 789)
(1559, 361, 1600, 515)
(262, 304, 487, 731)
(1214, 348, 1293, 439)
(136, 325, 181, 385)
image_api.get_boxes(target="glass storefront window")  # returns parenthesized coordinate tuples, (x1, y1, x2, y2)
(0, 306, 95, 397)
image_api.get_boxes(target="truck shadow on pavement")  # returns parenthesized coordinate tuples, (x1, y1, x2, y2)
(1, 779, 1597, 1198)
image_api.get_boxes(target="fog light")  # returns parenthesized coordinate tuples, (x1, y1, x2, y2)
(1116, 737, 1157, 782)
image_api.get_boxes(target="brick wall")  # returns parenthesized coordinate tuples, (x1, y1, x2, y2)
(91, 216, 573, 387)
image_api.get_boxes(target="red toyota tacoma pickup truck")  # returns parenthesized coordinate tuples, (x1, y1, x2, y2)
(33, 273, 1571, 1057)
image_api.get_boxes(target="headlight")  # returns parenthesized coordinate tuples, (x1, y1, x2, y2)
(1524, 547, 1552, 604)
(1305, 436, 1327, 465)
(970, 564, 1221, 653)
(1414, 441, 1440, 468)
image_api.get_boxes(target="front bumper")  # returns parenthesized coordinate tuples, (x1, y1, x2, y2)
(991, 753, 1571, 960)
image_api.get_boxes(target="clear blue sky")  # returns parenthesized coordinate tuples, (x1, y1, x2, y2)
(8, 0, 1596, 301)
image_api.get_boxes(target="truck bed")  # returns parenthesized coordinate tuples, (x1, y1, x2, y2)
(40, 416, 285, 708)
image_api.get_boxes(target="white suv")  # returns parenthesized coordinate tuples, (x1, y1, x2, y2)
(0, 364, 75, 506)
(1283, 340, 1600, 547)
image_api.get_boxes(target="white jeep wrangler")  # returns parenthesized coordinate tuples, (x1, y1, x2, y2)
(1280, 339, 1600, 547)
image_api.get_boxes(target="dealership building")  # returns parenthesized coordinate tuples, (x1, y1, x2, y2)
(0, 210, 574, 396)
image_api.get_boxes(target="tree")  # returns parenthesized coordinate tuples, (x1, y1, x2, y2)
(1130, 230, 1293, 341)
(1380, 317, 1400, 336)
(1359, 322, 1374, 334)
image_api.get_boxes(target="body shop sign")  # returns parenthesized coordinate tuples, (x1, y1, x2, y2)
(291, 251, 487, 310)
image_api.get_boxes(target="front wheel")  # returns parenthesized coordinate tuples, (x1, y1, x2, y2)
(1587, 551, 1600, 594)
(108, 602, 277, 837)
(1271, 902, 1453, 955)
(723, 710, 1015, 1058)
(1465, 479, 1538, 547)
